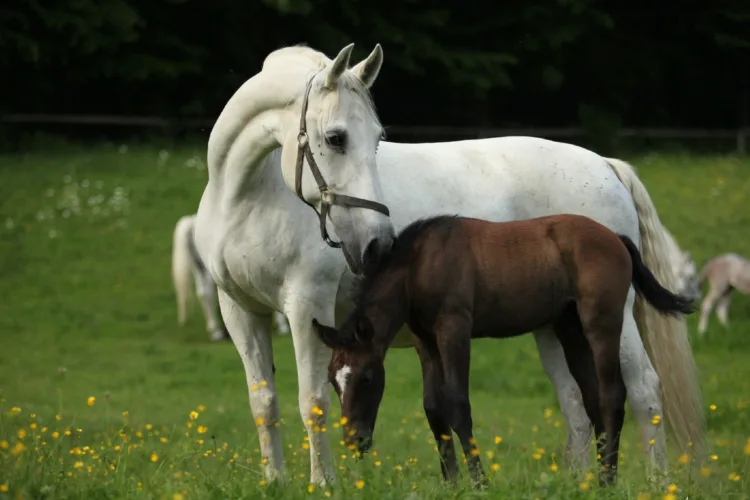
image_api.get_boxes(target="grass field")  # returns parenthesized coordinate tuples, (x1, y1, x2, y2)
(0, 144, 749, 499)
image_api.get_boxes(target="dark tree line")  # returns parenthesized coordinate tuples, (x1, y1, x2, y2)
(1, 0, 749, 134)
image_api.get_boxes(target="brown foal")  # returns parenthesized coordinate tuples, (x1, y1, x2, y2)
(312, 214, 694, 488)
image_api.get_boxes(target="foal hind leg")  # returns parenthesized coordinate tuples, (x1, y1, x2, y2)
(434, 313, 487, 489)
(577, 304, 628, 486)
(551, 311, 610, 482)
(413, 335, 459, 482)
(533, 329, 593, 472)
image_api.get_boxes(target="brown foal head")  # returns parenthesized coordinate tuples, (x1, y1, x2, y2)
(312, 315, 386, 454)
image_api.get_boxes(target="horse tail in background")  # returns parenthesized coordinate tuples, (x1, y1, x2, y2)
(172, 214, 199, 325)
(618, 234, 695, 315)
(606, 157, 707, 460)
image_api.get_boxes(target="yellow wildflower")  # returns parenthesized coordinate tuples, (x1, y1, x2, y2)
(11, 442, 25, 455)
(173, 494, 184, 500)
(580, 482, 589, 491)
(491, 463, 500, 471)
(255, 417, 264, 426)
(340, 417, 348, 425)
(728, 473, 741, 481)
(74, 461, 84, 469)
(189, 411, 198, 420)
(709, 404, 717, 411)
(150, 453, 159, 462)
(667, 484, 677, 493)
(678, 454, 690, 465)
(0, 484, 8, 493)
(0, 441, 8, 449)
(355, 480, 365, 489)
(160, 437, 168, 443)
(197, 404, 206, 412)
(744, 439, 750, 456)
(700, 467, 711, 477)
(651, 415, 661, 425)
(197, 426, 208, 434)
(494, 436, 502, 445)
(663, 494, 676, 500)
(307, 485, 315, 493)
(549, 463, 559, 472)
(636, 494, 650, 500)
(29, 423, 37, 431)
(10, 407, 21, 415)
(17, 429, 26, 439)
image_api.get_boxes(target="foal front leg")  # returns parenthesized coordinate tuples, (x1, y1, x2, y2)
(435, 314, 487, 489)
(413, 336, 459, 482)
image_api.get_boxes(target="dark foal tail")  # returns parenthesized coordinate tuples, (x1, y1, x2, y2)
(618, 235, 695, 315)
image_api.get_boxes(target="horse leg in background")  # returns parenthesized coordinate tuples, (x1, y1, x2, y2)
(217, 291, 285, 482)
(194, 270, 228, 342)
(434, 313, 487, 489)
(576, 304, 628, 486)
(698, 278, 728, 335)
(413, 335, 459, 482)
(619, 291, 668, 485)
(533, 329, 593, 472)
(550, 309, 608, 482)
(285, 295, 336, 486)
(714, 289, 733, 328)
(274, 311, 291, 335)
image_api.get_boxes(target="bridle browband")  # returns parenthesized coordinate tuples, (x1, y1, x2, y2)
(293, 75, 391, 273)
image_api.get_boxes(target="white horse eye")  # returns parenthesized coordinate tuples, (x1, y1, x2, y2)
(325, 131, 347, 151)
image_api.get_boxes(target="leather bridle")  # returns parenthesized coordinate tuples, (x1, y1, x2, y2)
(293, 75, 391, 273)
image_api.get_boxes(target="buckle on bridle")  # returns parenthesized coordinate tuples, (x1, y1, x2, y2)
(321, 188, 334, 205)
(297, 132, 309, 148)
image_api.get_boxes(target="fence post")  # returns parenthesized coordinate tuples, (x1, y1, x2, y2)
(738, 128, 747, 155)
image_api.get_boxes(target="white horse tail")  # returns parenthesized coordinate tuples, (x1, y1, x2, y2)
(172, 214, 198, 325)
(606, 157, 707, 459)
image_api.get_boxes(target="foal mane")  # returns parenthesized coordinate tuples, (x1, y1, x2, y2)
(351, 215, 459, 308)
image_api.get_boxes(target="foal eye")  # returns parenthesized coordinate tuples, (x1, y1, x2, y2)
(325, 131, 347, 151)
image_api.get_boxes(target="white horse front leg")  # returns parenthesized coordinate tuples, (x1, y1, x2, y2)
(533, 329, 593, 473)
(217, 291, 285, 482)
(286, 296, 336, 486)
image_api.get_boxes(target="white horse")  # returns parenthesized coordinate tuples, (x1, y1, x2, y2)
(194, 43, 705, 486)
(171, 214, 290, 341)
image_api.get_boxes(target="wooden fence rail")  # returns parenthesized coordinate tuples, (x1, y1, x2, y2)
(2, 113, 747, 153)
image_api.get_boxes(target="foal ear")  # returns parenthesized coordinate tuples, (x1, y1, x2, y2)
(312, 318, 346, 349)
(354, 316, 374, 344)
(350, 44, 383, 89)
(324, 43, 355, 89)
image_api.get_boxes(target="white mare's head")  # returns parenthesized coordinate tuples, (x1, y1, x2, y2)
(269, 43, 394, 274)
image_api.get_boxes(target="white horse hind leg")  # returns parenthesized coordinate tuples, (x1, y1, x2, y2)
(532, 329, 593, 472)
(285, 296, 336, 486)
(195, 271, 227, 342)
(619, 293, 668, 485)
(218, 291, 285, 482)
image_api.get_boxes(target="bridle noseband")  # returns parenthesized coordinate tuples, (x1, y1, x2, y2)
(293, 76, 391, 273)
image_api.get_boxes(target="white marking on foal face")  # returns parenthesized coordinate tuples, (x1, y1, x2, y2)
(335, 365, 352, 401)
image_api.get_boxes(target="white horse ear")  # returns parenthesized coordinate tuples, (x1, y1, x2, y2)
(324, 43, 355, 89)
(350, 44, 383, 89)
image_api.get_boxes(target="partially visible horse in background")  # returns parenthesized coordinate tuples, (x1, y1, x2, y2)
(696, 253, 750, 334)
(172, 214, 290, 341)
(661, 226, 701, 303)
